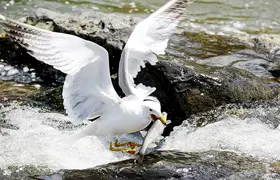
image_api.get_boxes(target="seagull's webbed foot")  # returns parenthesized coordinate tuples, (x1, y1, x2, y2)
(114, 139, 141, 149)
(109, 141, 137, 155)
(109, 139, 141, 155)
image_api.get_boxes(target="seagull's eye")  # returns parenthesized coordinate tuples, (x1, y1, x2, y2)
(149, 109, 153, 112)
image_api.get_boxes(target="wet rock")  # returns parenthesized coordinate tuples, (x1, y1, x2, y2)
(169, 32, 280, 78)
(0, 165, 52, 180)
(250, 34, 280, 76)
(0, 37, 63, 85)
(167, 31, 249, 60)
(136, 60, 280, 135)
(32, 151, 272, 180)
(32, 86, 64, 113)
(251, 34, 280, 61)
(0, 81, 39, 104)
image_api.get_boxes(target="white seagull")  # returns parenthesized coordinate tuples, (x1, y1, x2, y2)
(0, 0, 191, 154)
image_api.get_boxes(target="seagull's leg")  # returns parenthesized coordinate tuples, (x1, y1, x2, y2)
(109, 141, 137, 155)
(114, 139, 141, 149)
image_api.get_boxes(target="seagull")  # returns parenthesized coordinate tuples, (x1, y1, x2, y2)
(0, 0, 191, 154)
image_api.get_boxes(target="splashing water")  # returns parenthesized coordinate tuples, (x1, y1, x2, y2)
(0, 104, 134, 172)
(162, 106, 280, 162)
(1, 103, 280, 174)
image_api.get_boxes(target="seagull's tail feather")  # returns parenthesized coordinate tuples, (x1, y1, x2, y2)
(62, 128, 91, 144)
(62, 121, 102, 144)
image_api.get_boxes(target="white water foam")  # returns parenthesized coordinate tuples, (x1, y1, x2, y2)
(0, 104, 135, 171)
(1, 103, 280, 173)
(162, 110, 280, 162)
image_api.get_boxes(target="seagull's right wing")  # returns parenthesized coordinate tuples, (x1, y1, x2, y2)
(0, 15, 121, 124)
(118, 0, 192, 99)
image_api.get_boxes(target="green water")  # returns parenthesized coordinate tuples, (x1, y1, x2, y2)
(0, 0, 165, 16)
(0, 0, 280, 34)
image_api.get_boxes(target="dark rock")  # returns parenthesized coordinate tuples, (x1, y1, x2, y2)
(0, 37, 64, 85)
(31, 151, 270, 180)
(32, 86, 65, 113)
(136, 60, 280, 135)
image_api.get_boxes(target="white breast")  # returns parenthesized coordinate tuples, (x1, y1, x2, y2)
(88, 95, 151, 137)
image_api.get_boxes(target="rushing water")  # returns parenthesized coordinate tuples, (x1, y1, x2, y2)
(1, 103, 280, 173)
(163, 107, 280, 162)
(0, 104, 133, 171)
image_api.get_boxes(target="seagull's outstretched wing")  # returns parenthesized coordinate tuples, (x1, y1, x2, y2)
(118, 0, 192, 98)
(0, 15, 120, 124)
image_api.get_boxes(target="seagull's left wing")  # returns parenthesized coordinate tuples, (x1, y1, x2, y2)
(0, 15, 121, 124)
(118, 0, 192, 99)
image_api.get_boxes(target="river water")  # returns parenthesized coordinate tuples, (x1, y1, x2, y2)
(1, 0, 280, 34)
(0, 0, 280, 177)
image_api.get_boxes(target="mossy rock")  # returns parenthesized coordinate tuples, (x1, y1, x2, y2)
(0, 81, 39, 103)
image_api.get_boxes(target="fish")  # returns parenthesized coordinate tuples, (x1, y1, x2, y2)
(134, 112, 170, 163)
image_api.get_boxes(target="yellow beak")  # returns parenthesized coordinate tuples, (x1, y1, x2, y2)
(158, 114, 167, 125)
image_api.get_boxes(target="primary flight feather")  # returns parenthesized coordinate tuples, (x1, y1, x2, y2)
(0, 0, 192, 154)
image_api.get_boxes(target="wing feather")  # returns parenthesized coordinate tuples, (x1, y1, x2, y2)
(0, 15, 120, 124)
(118, 0, 192, 98)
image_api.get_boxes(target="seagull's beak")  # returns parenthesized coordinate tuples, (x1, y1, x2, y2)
(150, 114, 167, 125)
(158, 114, 167, 125)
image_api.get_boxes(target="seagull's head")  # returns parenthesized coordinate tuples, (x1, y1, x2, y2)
(143, 96, 166, 125)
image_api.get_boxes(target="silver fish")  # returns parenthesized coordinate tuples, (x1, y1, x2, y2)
(134, 112, 170, 163)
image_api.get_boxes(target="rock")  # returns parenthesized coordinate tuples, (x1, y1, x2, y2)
(0, 81, 39, 104)
(168, 31, 280, 78)
(251, 34, 280, 61)
(167, 31, 249, 60)
(29, 151, 276, 180)
(135, 60, 280, 135)
(250, 34, 280, 76)
(0, 37, 64, 85)
(0, 165, 52, 180)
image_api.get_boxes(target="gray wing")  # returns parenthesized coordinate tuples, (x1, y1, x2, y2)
(0, 15, 121, 124)
(118, 0, 192, 99)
